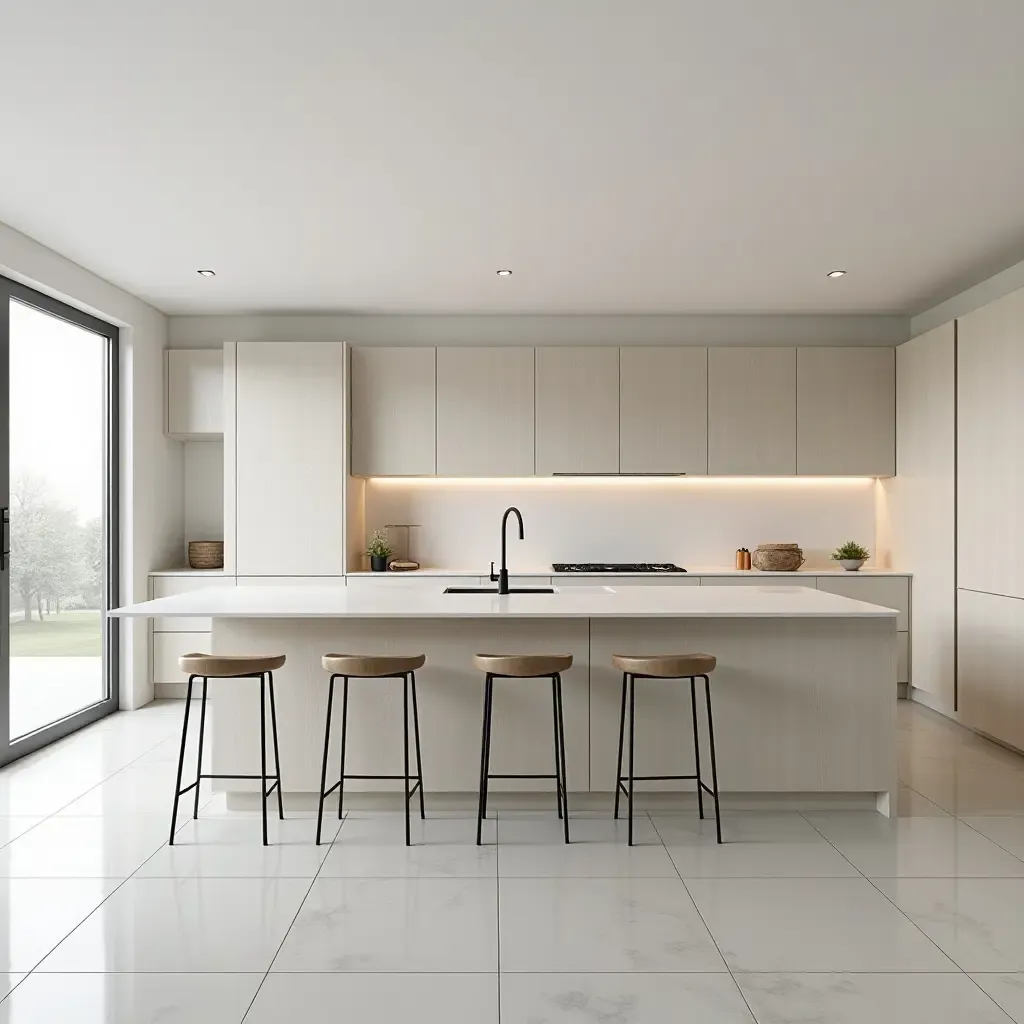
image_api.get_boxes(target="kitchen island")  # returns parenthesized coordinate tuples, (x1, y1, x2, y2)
(113, 584, 899, 814)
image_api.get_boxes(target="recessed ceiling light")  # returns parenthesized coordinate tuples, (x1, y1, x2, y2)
(826, 269, 846, 278)
(496, 268, 512, 276)
(197, 269, 216, 277)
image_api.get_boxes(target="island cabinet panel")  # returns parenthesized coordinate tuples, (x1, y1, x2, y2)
(589, 616, 896, 795)
(235, 342, 346, 575)
(535, 347, 619, 475)
(211, 617, 592, 795)
(436, 347, 535, 476)
(707, 348, 796, 475)
(796, 347, 895, 476)
(350, 346, 436, 476)
(619, 346, 708, 474)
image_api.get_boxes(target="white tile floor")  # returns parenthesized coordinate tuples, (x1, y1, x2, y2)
(4, 700, 1024, 1020)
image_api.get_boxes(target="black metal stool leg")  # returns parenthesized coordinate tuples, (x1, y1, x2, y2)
(193, 676, 209, 821)
(268, 671, 285, 820)
(410, 671, 426, 820)
(551, 675, 564, 820)
(315, 674, 336, 845)
(338, 676, 349, 819)
(480, 674, 495, 822)
(613, 671, 627, 820)
(689, 675, 705, 820)
(627, 672, 636, 847)
(169, 674, 197, 845)
(403, 672, 412, 847)
(259, 672, 269, 847)
(703, 674, 723, 844)
(476, 673, 494, 845)
(554, 672, 570, 844)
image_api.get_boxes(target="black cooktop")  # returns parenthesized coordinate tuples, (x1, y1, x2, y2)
(552, 563, 686, 573)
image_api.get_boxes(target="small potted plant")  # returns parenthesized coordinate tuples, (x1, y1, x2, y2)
(366, 529, 393, 572)
(832, 541, 870, 572)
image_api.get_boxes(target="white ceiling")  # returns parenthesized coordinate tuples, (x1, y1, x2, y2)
(2, 1, 1024, 316)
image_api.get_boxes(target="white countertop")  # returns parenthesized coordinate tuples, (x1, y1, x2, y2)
(345, 566, 911, 578)
(112, 583, 899, 620)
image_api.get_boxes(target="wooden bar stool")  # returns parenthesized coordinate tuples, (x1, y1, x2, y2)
(170, 653, 286, 846)
(473, 653, 572, 846)
(611, 653, 722, 845)
(315, 654, 427, 846)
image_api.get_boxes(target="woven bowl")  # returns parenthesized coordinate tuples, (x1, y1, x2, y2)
(188, 540, 224, 570)
(751, 543, 804, 572)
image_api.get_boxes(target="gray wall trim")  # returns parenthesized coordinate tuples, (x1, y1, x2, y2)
(911, 256, 1024, 338)
(169, 313, 910, 349)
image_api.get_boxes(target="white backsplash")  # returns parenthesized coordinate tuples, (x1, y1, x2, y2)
(363, 477, 881, 571)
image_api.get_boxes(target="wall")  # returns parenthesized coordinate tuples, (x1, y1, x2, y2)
(183, 441, 224, 556)
(0, 220, 178, 709)
(169, 313, 908, 348)
(359, 477, 879, 572)
(912, 255, 1024, 337)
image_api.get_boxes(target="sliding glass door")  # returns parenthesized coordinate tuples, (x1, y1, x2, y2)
(0, 277, 118, 766)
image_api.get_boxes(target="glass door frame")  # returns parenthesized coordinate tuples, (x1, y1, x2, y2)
(0, 275, 120, 767)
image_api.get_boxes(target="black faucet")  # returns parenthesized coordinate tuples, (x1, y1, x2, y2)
(490, 506, 524, 595)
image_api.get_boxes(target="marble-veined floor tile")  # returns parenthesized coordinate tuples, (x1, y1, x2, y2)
(685, 877, 955, 972)
(498, 812, 659, 846)
(500, 972, 754, 1023)
(0, 974, 25, 1002)
(499, 877, 726, 973)
(0, 973, 262, 1024)
(803, 813, 1024, 877)
(971, 974, 1024, 1023)
(737, 972, 1013, 1024)
(272, 877, 498, 972)
(36, 877, 310, 973)
(246, 972, 499, 1023)
(0, 877, 121, 972)
(498, 840, 678, 878)
(873, 878, 1024, 972)
(962, 818, 1024, 861)
(56, 762, 214, 818)
(0, 815, 168, 878)
(896, 785, 951, 817)
(0, 818, 42, 849)
(136, 814, 331, 877)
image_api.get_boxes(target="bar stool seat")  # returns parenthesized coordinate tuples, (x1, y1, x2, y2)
(180, 653, 286, 677)
(170, 653, 285, 847)
(316, 654, 427, 846)
(473, 653, 573, 676)
(613, 652, 722, 845)
(612, 653, 717, 677)
(322, 653, 426, 676)
(474, 653, 573, 845)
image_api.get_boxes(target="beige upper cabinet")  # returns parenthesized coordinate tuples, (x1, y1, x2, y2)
(796, 347, 895, 475)
(619, 347, 708, 474)
(235, 342, 345, 575)
(436, 347, 534, 476)
(350, 347, 436, 476)
(707, 348, 796, 474)
(166, 349, 224, 438)
(535, 347, 619, 475)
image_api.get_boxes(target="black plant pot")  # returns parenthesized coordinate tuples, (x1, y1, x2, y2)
(370, 555, 389, 572)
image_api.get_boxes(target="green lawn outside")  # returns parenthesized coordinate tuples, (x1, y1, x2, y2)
(9, 609, 102, 657)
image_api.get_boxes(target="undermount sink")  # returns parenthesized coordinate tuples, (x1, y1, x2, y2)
(443, 586, 557, 595)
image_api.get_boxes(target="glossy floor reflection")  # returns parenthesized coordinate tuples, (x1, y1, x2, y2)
(4, 700, 1024, 1021)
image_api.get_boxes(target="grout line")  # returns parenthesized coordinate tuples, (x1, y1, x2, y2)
(648, 810, 758, 1023)
(240, 811, 346, 1022)
(495, 812, 502, 1023)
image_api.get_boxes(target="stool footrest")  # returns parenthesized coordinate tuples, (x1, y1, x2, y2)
(486, 772, 559, 780)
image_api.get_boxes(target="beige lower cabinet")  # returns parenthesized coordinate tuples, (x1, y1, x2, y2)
(815, 576, 909, 631)
(346, 575, 484, 591)
(699, 576, 817, 588)
(554, 575, 699, 588)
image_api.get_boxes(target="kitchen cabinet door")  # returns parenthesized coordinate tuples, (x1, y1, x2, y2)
(350, 347, 436, 476)
(436, 347, 534, 475)
(959, 588, 1024, 750)
(619, 347, 708, 474)
(815, 575, 909, 631)
(796, 347, 895, 475)
(958, 286, 1024, 599)
(166, 349, 224, 438)
(235, 342, 346, 575)
(707, 348, 796, 475)
(535, 347, 619, 475)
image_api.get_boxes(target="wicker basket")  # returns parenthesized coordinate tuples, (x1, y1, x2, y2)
(188, 540, 224, 570)
(751, 543, 804, 572)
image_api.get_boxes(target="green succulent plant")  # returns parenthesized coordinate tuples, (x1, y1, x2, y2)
(366, 529, 393, 558)
(832, 541, 870, 561)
